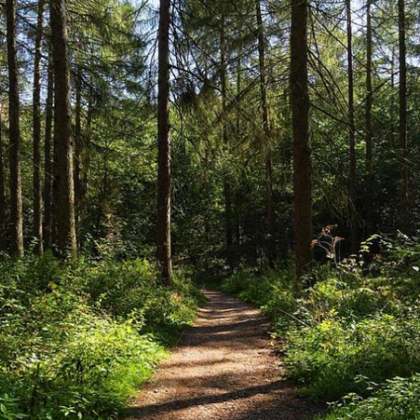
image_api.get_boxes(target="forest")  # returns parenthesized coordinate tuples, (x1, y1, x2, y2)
(0, 0, 420, 419)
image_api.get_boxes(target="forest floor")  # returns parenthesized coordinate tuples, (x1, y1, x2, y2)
(126, 289, 323, 420)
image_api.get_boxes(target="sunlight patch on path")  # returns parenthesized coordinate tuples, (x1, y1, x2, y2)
(126, 290, 321, 420)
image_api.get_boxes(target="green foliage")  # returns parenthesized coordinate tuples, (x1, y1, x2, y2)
(323, 375, 420, 420)
(81, 259, 203, 343)
(286, 312, 420, 401)
(222, 269, 297, 333)
(223, 236, 420, 410)
(0, 254, 202, 420)
(222, 269, 256, 295)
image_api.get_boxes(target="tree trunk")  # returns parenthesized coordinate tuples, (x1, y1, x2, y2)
(257, 0, 275, 267)
(220, 22, 233, 262)
(365, 0, 373, 234)
(390, 46, 398, 152)
(74, 66, 82, 227)
(6, 0, 24, 257)
(291, 0, 313, 278)
(79, 80, 93, 224)
(234, 52, 241, 247)
(50, 0, 77, 258)
(346, 0, 357, 252)
(156, 0, 173, 283)
(43, 53, 54, 250)
(0, 106, 6, 253)
(33, 0, 45, 255)
(398, 0, 409, 233)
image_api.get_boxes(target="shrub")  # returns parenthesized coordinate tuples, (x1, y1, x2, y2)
(221, 269, 255, 295)
(0, 254, 202, 420)
(0, 314, 165, 420)
(285, 313, 420, 401)
(323, 374, 420, 420)
(222, 240, 420, 406)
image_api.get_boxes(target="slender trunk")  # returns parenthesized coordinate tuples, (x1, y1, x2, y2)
(74, 66, 82, 227)
(390, 46, 395, 145)
(0, 107, 6, 253)
(204, 164, 211, 243)
(220, 22, 233, 260)
(156, 0, 173, 283)
(257, 0, 275, 267)
(365, 0, 373, 234)
(236, 51, 241, 139)
(99, 144, 109, 233)
(50, 0, 77, 258)
(235, 51, 241, 246)
(391, 47, 395, 91)
(79, 82, 93, 223)
(43, 53, 54, 250)
(398, 0, 409, 233)
(6, 0, 24, 257)
(33, 0, 45, 255)
(346, 0, 357, 252)
(203, 61, 211, 244)
(291, 0, 313, 278)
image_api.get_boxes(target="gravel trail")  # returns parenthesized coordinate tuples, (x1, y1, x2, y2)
(127, 289, 321, 420)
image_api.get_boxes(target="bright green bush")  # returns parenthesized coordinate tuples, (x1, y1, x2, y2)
(222, 269, 298, 334)
(305, 278, 388, 320)
(0, 314, 164, 420)
(286, 313, 420, 401)
(80, 259, 203, 343)
(323, 374, 420, 420)
(0, 254, 202, 420)
(223, 239, 420, 407)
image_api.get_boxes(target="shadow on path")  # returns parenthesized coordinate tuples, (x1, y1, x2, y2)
(126, 289, 323, 420)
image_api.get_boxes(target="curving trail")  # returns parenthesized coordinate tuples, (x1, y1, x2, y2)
(127, 289, 321, 420)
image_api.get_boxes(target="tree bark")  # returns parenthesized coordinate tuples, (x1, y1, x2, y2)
(365, 0, 373, 234)
(257, 0, 275, 267)
(0, 106, 6, 253)
(291, 0, 313, 278)
(50, 0, 77, 258)
(6, 0, 24, 257)
(43, 51, 54, 250)
(33, 0, 45, 255)
(74, 66, 82, 227)
(234, 52, 241, 247)
(157, 0, 173, 282)
(398, 0, 409, 233)
(79, 80, 93, 224)
(220, 22, 233, 262)
(346, 0, 357, 252)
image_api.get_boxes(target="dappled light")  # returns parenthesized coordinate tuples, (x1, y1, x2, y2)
(1, 0, 420, 418)
(127, 290, 321, 420)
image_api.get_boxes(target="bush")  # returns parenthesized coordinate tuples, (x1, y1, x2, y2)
(285, 312, 420, 401)
(222, 239, 420, 406)
(324, 374, 420, 420)
(222, 269, 298, 334)
(222, 269, 256, 295)
(0, 314, 164, 420)
(80, 260, 203, 343)
(0, 254, 202, 420)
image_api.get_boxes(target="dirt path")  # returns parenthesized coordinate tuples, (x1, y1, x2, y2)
(127, 289, 321, 420)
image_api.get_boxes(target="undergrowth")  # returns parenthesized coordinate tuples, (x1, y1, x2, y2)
(222, 233, 420, 419)
(0, 254, 203, 420)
